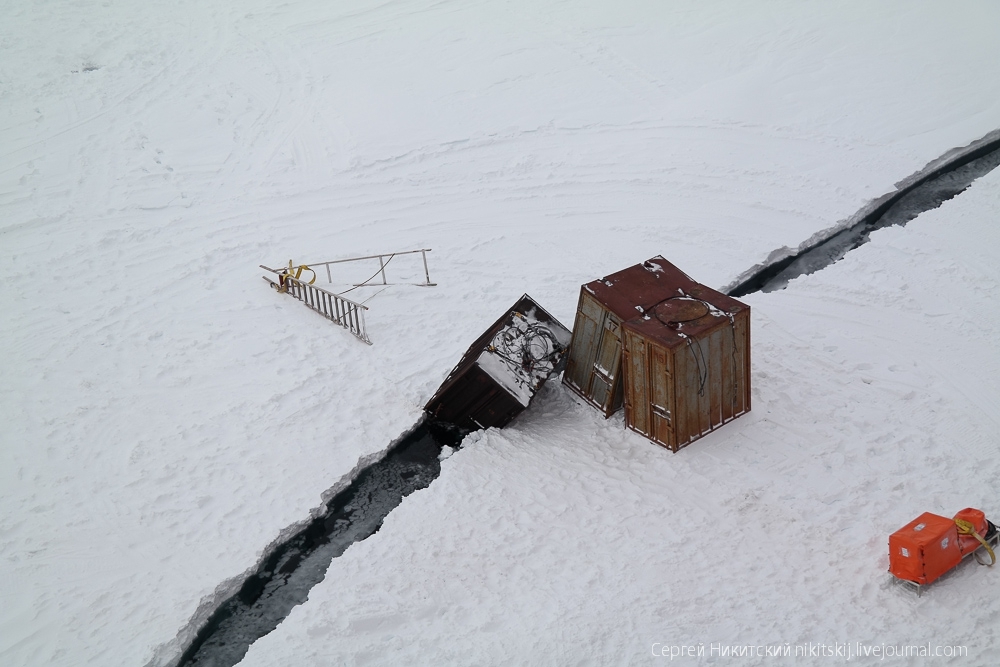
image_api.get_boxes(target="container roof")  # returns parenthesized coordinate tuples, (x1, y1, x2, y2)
(584, 256, 749, 349)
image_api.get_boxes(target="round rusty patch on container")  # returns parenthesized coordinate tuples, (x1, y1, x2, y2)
(653, 297, 710, 324)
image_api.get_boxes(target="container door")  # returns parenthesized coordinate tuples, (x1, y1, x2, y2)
(564, 293, 603, 393)
(589, 314, 622, 413)
(649, 345, 674, 449)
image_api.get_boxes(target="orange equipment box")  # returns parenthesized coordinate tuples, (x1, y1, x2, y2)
(888, 512, 962, 585)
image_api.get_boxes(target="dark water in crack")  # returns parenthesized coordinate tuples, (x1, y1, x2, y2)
(174, 418, 467, 667)
(729, 142, 1000, 297)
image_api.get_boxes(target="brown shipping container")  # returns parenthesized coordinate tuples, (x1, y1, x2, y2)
(563, 257, 750, 450)
(425, 294, 572, 430)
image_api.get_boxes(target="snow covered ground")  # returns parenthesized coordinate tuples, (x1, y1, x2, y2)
(239, 164, 1000, 667)
(2, 1, 999, 665)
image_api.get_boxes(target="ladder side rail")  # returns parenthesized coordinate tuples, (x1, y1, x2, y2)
(281, 275, 371, 344)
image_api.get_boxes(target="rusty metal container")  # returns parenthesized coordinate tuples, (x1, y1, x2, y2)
(563, 257, 750, 451)
(425, 294, 572, 430)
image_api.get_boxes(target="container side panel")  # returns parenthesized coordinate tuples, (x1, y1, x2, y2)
(470, 389, 525, 430)
(720, 322, 734, 422)
(465, 384, 504, 428)
(674, 342, 693, 447)
(427, 370, 525, 430)
(692, 339, 707, 443)
(621, 336, 635, 432)
(668, 363, 678, 450)
(708, 328, 723, 428)
(689, 337, 710, 437)
(734, 311, 750, 416)
(425, 373, 479, 423)
(650, 343, 673, 449)
(670, 346, 684, 446)
(624, 331, 649, 436)
(741, 309, 752, 413)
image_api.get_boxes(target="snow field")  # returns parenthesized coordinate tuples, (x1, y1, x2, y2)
(2, 1, 1000, 665)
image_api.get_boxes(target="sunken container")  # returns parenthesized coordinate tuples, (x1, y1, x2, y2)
(562, 256, 750, 451)
(425, 294, 572, 430)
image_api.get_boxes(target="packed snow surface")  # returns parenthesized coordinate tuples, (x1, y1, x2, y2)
(241, 163, 1000, 667)
(2, 1, 1000, 665)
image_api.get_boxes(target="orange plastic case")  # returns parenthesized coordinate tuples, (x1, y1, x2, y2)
(888, 512, 962, 585)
